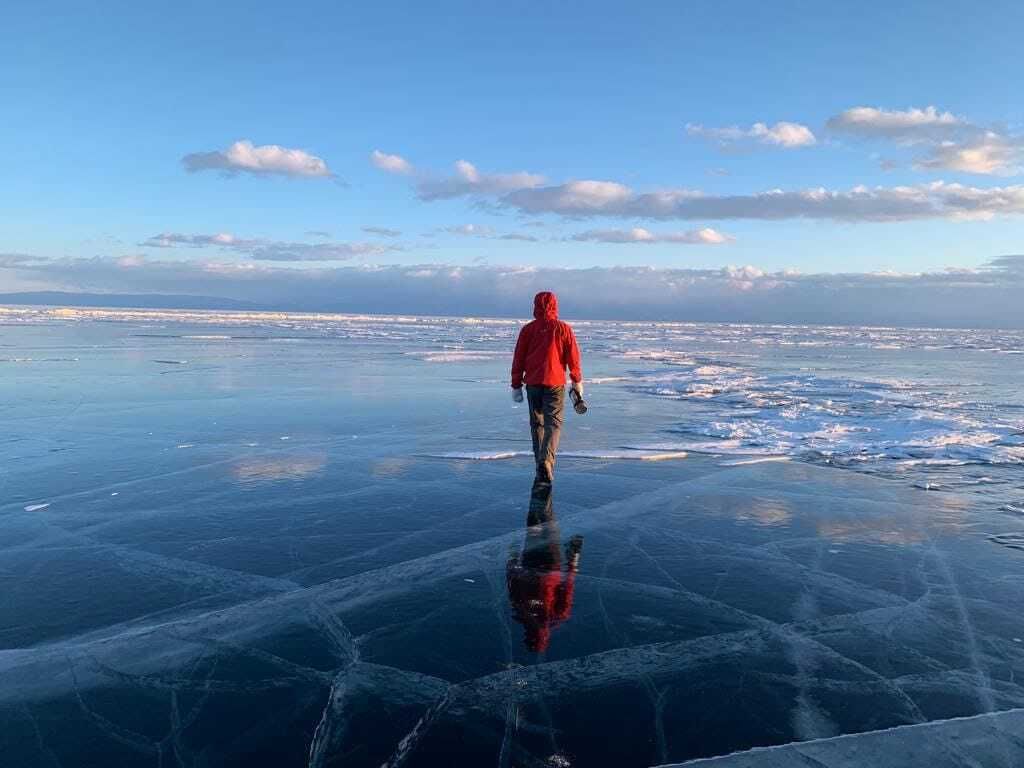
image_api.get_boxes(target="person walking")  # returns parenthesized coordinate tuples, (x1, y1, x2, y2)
(511, 291, 583, 485)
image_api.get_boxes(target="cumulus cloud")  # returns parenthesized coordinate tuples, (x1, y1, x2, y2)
(570, 227, 732, 244)
(415, 159, 546, 201)
(503, 180, 1024, 222)
(916, 132, 1022, 175)
(5, 254, 1022, 328)
(827, 106, 1023, 175)
(182, 140, 333, 178)
(140, 232, 396, 261)
(370, 152, 546, 199)
(370, 149, 414, 175)
(826, 106, 965, 143)
(686, 121, 817, 148)
(362, 226, 402, 237)
(504, 180, 633, 215)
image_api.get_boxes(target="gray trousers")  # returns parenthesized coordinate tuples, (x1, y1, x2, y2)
(526, 385, 564, 481)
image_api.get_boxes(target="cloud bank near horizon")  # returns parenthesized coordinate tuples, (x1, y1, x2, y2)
(570, 227, 732, 244)
(139, 232, 396, 261)
(3, 253, 1022, 328)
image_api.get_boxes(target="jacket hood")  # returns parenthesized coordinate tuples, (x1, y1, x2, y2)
(533, 291, 559, 321)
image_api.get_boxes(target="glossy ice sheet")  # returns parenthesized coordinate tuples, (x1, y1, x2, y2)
(2, 315, 1024, 767)
(3, 457, 1024, 767)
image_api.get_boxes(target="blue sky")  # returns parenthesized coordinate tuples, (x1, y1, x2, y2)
(2, 1, 1024, 324)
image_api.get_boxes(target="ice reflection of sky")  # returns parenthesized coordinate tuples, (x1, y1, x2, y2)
(232, 453, 328, 484)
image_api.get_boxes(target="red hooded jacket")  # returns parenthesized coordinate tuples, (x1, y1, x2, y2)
(511, 292, 583, 388)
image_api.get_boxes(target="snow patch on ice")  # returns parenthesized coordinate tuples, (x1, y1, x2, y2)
(427, 451, 527, 460)
(624, 441, 772, 456)
(406, 350, 505, 363)
(561, 450, 688, 461)
(719, 456, 791, 466)
(0, 357, 79, 363)
(426, 449, 687, 461)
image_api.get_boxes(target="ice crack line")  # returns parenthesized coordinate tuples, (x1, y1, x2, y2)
(307, 670, 349, 768)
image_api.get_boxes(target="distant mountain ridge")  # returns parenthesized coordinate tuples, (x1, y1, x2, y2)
(0, 292, 263, 311)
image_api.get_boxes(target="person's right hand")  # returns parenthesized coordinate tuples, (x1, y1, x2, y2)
(512, 388, 524, 403)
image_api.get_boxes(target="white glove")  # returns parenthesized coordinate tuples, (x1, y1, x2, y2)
(512, 388, 524, 403)
(571, 382, 584, 398)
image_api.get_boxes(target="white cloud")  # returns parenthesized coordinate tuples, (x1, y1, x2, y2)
(364, 140, 1005, 220)
(371, 153, 545, 199)
(370, 149, 414, 175)
(503, 180, 1024, 222)
(5, 255, 1023, 328)
(754, 122, 817, 148)
(140, 232, 395, 261)
(503, 180, 633, 215)
(571, 227, 732, 244)
(415, 159, 546, 200)
(182, 140, 333, 178)
(687, 121, 816, 148)
(916, 132, 1022, 175)
(826, 106, 964, 143)
(142, 232, 249, 248)
(498, 233, 540, 242)
(827, 106, 1024, 176)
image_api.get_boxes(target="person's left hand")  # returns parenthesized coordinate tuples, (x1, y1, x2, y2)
(571, 381, 584, 398)
(512, 388, 524, 403)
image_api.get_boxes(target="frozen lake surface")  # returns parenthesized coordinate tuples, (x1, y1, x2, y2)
(1, 307, 1023, 766)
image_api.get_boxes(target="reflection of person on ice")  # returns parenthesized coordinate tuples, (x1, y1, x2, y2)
(511, 291, 583, 485)
(507, 485, 583, 653)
